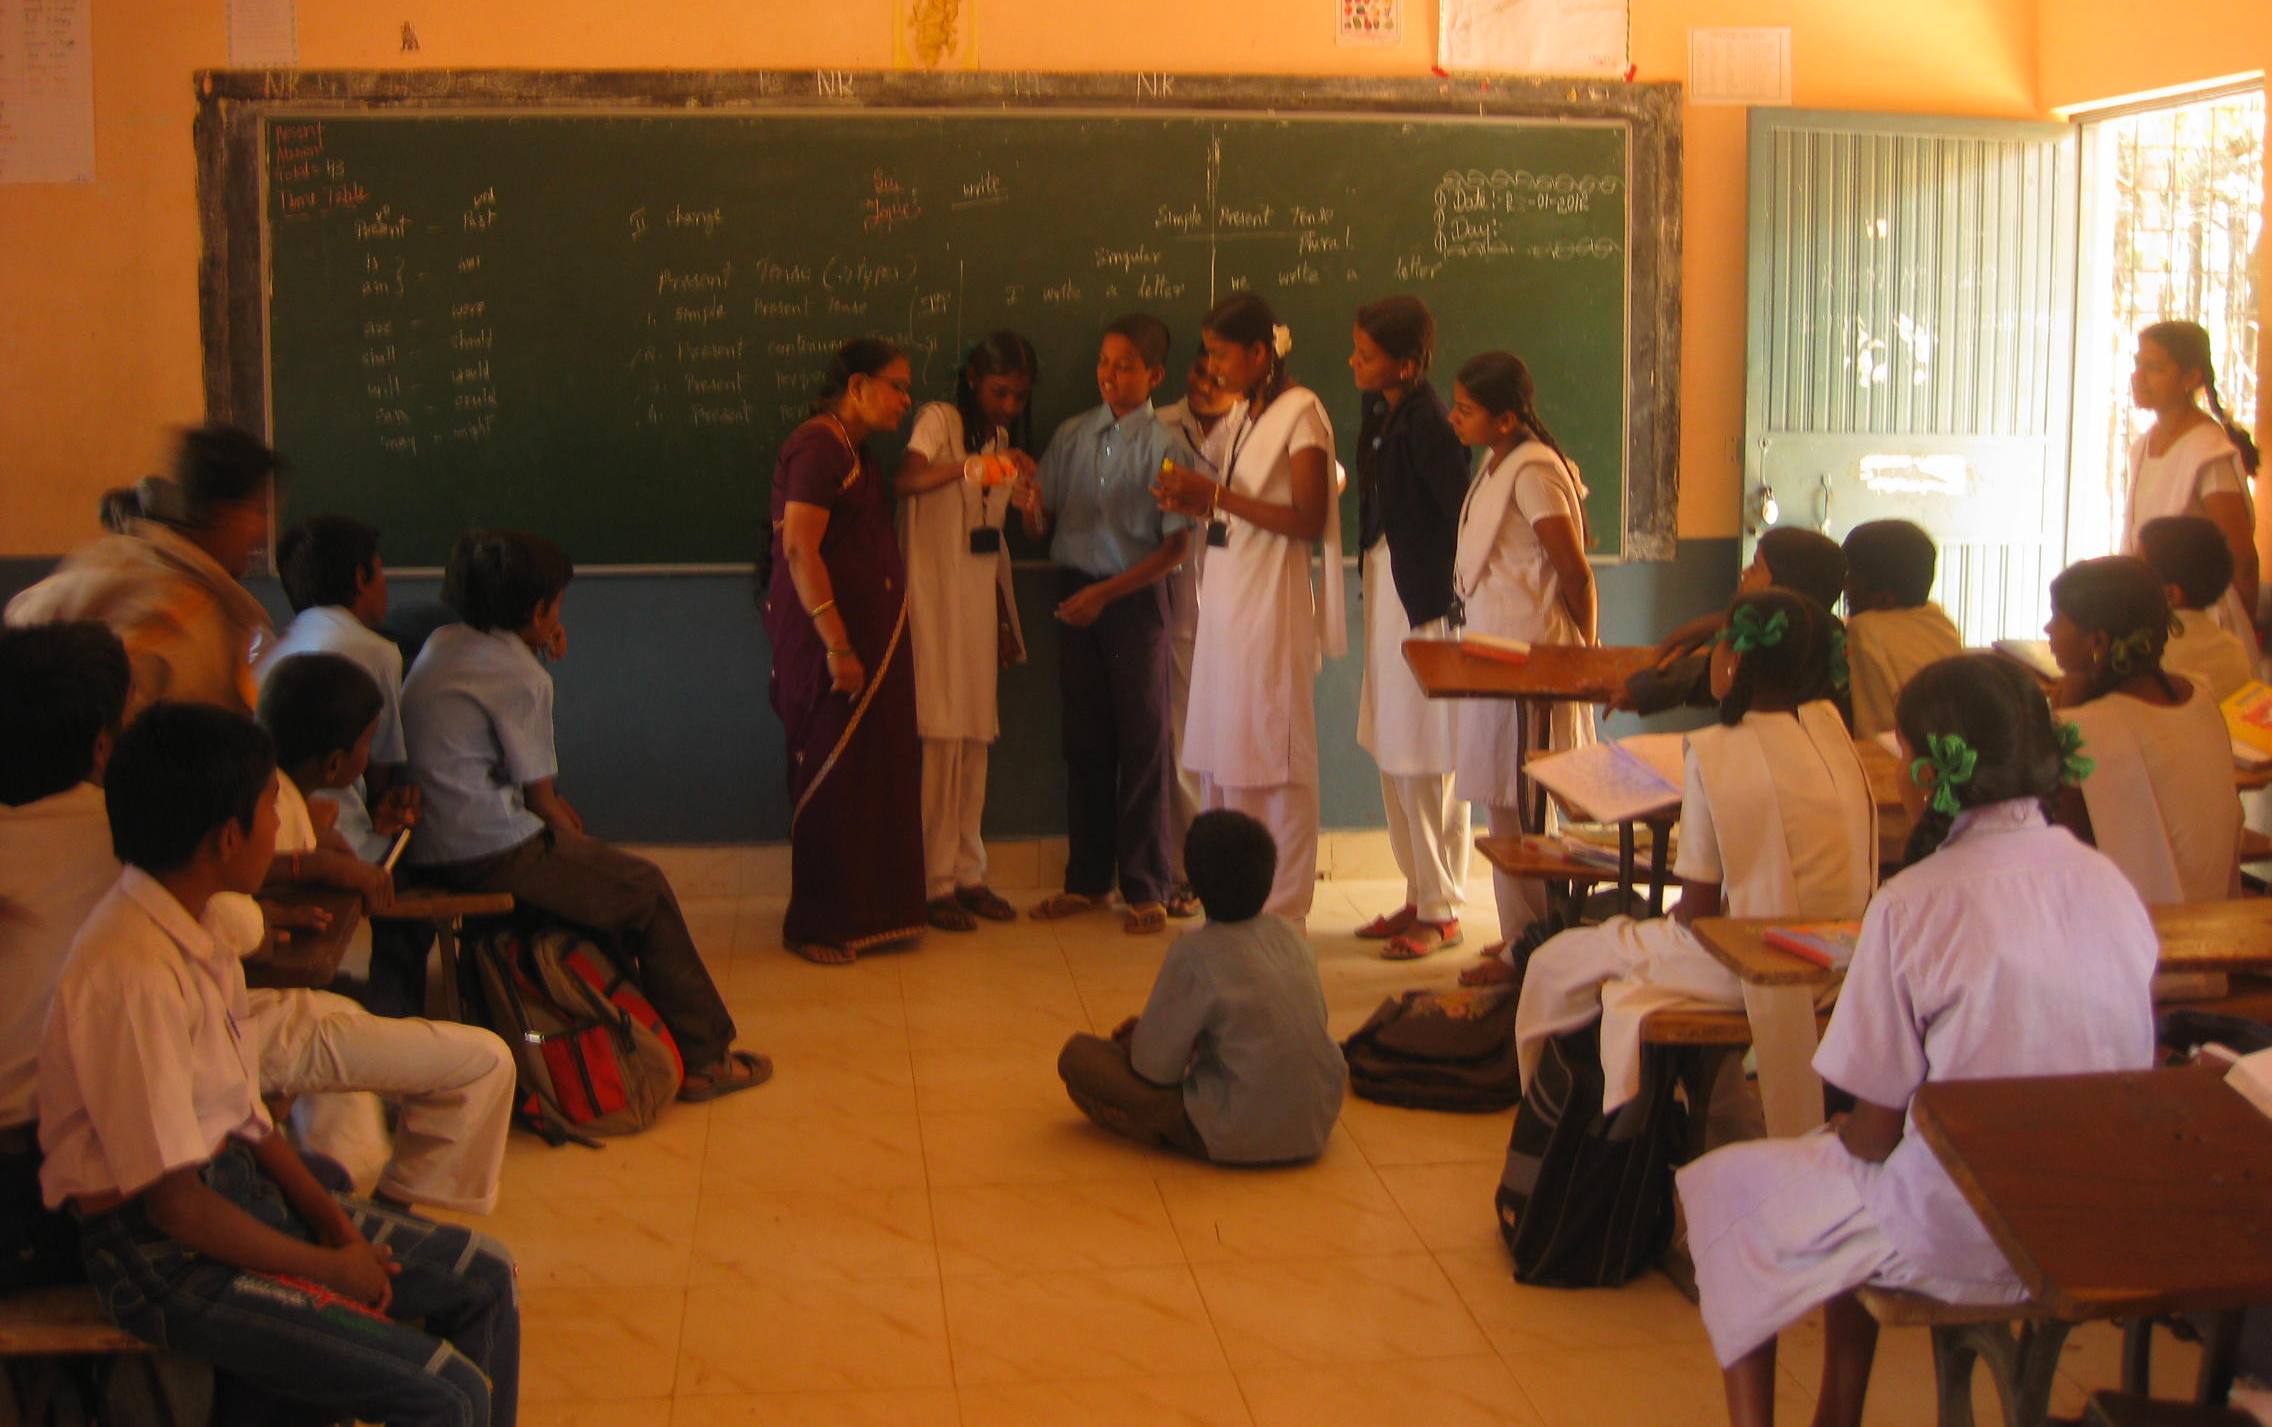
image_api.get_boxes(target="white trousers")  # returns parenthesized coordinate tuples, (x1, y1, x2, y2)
(1512, 914, 1744, 1111)
(1197, 774, 1317, 925)
(920, 737, 990, 898)
(248, 988, 515, 1214)
(1166, 576, 1202, 885)
(1380, 772, 1469, 923)
(1484, 805, 1552, 941)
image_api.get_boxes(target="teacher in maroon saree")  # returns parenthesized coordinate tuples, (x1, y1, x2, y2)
(763, 338, 927, 963)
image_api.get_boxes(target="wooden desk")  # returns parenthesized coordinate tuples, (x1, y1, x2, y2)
(1688, 899, 2272, 1137)
(1402, 639, 1652, 702)
(1911, 1063, 2272, 1323)
(243, 886, 363, 989)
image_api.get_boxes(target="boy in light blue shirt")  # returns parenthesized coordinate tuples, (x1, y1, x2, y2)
(1056, 809, 1345, 1164)
(1013, 314, 1197, 934)
(402, 529, 771, 1105)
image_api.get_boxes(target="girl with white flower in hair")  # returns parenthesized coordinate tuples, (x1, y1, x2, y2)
(1676, 653, 2153, 1427)
(1155, 292, 1344, 925)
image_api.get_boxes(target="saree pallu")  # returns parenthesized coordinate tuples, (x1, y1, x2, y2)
(764, 418, 927, 952)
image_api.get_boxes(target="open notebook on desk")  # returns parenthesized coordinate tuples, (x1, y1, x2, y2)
(1524, 732, 1687, 824)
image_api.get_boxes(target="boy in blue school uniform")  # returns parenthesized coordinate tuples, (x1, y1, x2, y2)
(37, 703, 519, 1426)
(1013, 314, 1199, 934)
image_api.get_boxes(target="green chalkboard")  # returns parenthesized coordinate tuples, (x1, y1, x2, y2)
(201, 73, 1681, 566)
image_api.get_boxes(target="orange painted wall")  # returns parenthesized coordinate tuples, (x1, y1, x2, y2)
(0, 0, 2045, 555)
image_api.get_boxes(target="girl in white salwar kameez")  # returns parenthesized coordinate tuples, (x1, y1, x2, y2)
(1512, 589, 1874, 1110)
(1442, 353, 1598, 983)
(2121, 321, 2261, 660)
(1676, 655, 2156, 1427)
(1155, 293, 1346, 926)
(2045, 555, 2240, 912)
(893, 332, 1035, 932)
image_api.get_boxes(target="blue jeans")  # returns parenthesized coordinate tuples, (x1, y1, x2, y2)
(77, 1143, 518, 1427)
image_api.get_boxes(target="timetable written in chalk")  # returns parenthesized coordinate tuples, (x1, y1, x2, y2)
(0, 0, 94, 185)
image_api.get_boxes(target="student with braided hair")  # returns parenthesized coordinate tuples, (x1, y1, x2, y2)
(2045, 554, 2239, 905)
(2123, 320, 2261, 656)
(1510, 588, 1876, 1110)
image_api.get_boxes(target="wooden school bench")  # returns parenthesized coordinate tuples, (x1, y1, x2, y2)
(246, 884, 516, 1020)
(0, 1284, 144, 1358)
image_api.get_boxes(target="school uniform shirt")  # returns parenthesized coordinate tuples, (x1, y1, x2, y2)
(2068, 686, 2240, 905)
(897, 402, 1024, 743)
(400, 623, 556, 866)
(2126, 422, 2260, 655)
(1453, 440, 1594, 806)
(1036, 402, 1195, 580)
(1845, 603, 1962, 740)
(1677, 800, 2157, 1366)
(256, 606, 409, 765)
(1155, 398, 1238, 586)
(1129, 915, 1345, 1164)
(2163, 608, 2254, 705)
(36, 868, 275, 1209)
(5, 522, 272, 717)
(0, 784, 120, 1129)
(1182, 387, 1342, 789)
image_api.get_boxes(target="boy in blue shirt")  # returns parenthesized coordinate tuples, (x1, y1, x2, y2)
(402, 530, 770, 1103)
(1013, 314, 1197, 934)
(1056, 809, 1345, 1164)
(38, 703, 519, 1425)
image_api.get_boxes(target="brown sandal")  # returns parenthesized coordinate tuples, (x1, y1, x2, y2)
(954, 884, 1018, 922)
(678, 1049, 774, 1102)
(1164, 884, 1202, 919)
(1356, 905, 1419, 940)
(1457, 942, 1517, 987)
(927, 897, 979, 933)
(1382, 919, 1463, 961)
(1122, 902, 1168, 935)
(1029, 891, 1102, 921)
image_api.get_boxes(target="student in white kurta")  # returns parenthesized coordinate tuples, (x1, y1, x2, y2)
(2122, 321, 2261, 659)
(1513, 590, 1875, 1110)
(1839, 520, 1963, 741)
(893, 333, 1036, 931)
(1156, 293, 1346, 926)
(1440, 353, 1598, 972)
(2045, 555, 2240, 906)
(1156, 352, 1242, 919)
(1675, 655, 2156, 1427)
(1349, 297, 1472, 960)
(2139, 513, 2255, 703)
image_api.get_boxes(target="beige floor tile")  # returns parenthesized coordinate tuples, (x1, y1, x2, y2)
(2055, 1317, 2201, 1401)
(932, 1179, 1184, 1276)
(1236, 1354, 1545, 1427)
(1157, 1163, 1424, 1263)
(669, 1388, 960, 1426)
(690, 1189, 938, 1283)
(903, 983, 1090, 1052)
(1376, 1162, 1511, 1254)
(955, 1372, 1254, 1426)
(1192, 1254, 1491, 1369)
(1773, 1310, 2096, 1424)
(1502, 1341, 1811, 1427)
(917, 1108, 1219, 1187)
(1338, 1097, 1517, 1166)
(702, 1111, 929, 1194)
(704, 1044, 918, 1119)
(722, 994, 910, 1051)
(435, 1191, 695, 1289)
(1436, 1252, 1710, 1356)
(502, 1106, 709, 1199)
(909, 1043, 1075, 1114)
(622, 845, 748, 899)
(520, 1285, 686, 1401)
(675, 1279, 954, 1395)
(724, 942, 905, 1003)
(524, 1398, 676, 1427)
(940, 1266, 1228, 1384)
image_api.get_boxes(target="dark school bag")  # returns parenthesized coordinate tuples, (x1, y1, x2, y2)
(465, 926, 684, 1145)
(1343, 985, 1524, 1112)
(1495, 1021, 1686, 1288)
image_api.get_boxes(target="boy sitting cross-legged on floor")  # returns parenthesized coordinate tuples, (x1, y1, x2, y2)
(37, 702, 519, 1426)
(1056, 809, 1346, 1164)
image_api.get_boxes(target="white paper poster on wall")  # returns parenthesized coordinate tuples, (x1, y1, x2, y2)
(1338, 0, 1402, 47)
(1689, 27, 1792, 107)
(1438, 0, 1627, 77)
(229, 0, 298, 67)
(0, 0, 94, 184)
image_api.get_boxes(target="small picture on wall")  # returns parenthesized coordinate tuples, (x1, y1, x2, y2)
(1338, 0, 1402, 46)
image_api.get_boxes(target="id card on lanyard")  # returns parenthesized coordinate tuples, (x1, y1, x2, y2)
(1212, 411, 1266, 548)
(967, 427, 1011, 555)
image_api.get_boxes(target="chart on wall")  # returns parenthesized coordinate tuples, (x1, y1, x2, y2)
(261, 109, 1633, 566)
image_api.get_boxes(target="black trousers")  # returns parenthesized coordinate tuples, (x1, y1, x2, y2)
(1057, 569, 1172, 907)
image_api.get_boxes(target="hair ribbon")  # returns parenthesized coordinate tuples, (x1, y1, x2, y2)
(1908, 731, 1978, 817)
(1716, 604, 1789, 655)
(1828, 626, 1851, 691)
(2055, 720, 2094, 787)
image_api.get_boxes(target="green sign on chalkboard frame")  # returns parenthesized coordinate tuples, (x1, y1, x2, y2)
(196, 71, 1682, 569)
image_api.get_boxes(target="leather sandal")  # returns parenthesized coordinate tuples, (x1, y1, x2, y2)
(1356, 905, 1419, 940)
(1382, 918, 1463, 961)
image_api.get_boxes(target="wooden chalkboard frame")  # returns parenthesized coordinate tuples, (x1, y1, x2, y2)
(194, 68, 1682, 562)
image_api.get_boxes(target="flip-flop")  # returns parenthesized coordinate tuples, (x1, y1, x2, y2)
(678, 1050, 774, 1103)
(1382, 919, 1463, 962)
(787, 941, 856, 966)
(1356, 905, 1419, 940)
(927, 897, 979, 933)
(954, 884, 1018, 922)
(1029, 891, 1102, 921)
(1123, 902, 1168, 935)
(1164, 884, 1202, 919)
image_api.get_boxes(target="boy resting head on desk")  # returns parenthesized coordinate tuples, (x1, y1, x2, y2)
(1616, 527, 1847, 717)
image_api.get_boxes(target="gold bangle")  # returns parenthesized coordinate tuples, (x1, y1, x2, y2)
(807, 598, 836, 621)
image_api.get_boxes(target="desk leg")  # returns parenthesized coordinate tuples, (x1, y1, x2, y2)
(1516, 699, 1548, 835)
(435, 917, 464, 1024)
(1645, 818, 1672, 916)
(1741, 982, 1825, 1137)
(1617, 821, 1637, 911)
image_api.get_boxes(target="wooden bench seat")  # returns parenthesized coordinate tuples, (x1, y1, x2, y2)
(0, 1284, 145, 1357)
(1639, 1006, 1834, 1048)
(1855, 1286, 2072, 1427)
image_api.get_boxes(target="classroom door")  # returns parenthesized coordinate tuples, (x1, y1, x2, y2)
(1743, 110, 2080, 645)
